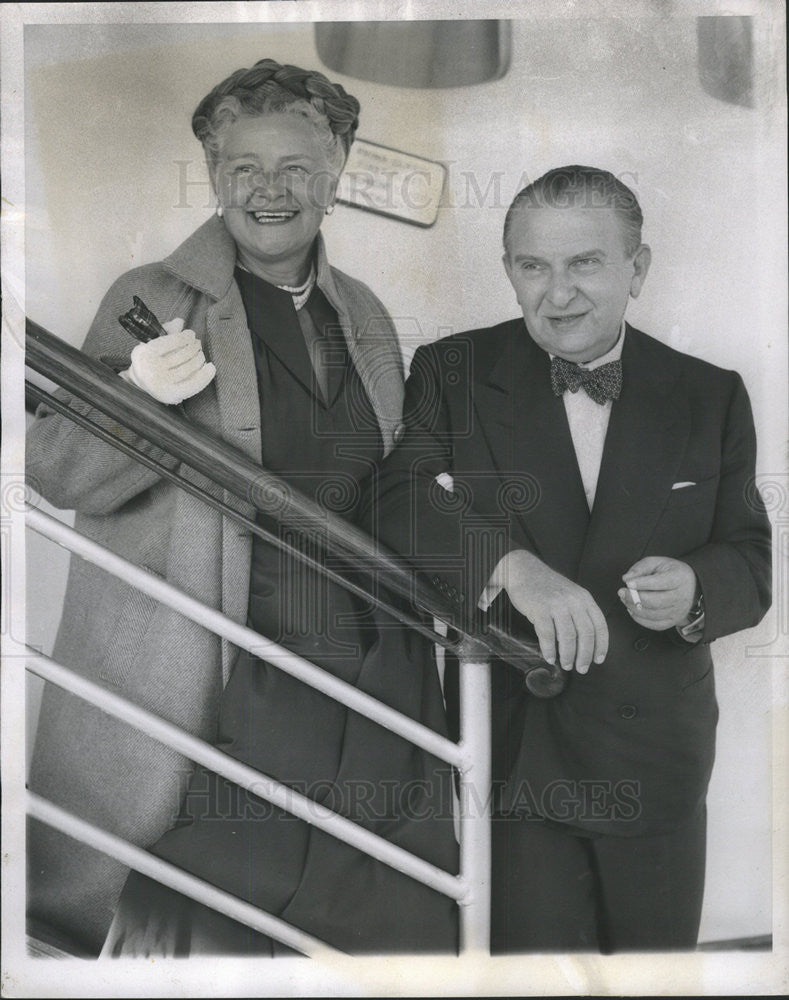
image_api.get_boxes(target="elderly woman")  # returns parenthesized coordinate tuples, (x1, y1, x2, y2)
(27, 59, 457, 956)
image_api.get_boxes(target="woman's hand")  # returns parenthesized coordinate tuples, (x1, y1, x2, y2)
(120, 318, 216, 404)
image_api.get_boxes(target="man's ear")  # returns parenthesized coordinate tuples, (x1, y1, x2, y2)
(502, 252, 514, 286)
(629, 244, 652, 299)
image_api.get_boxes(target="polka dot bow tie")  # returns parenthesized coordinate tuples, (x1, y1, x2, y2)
(550, 356, 623, 405)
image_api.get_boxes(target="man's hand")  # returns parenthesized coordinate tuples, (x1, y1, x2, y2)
(120, 318, 216, 405)
(619, 556, 698, 630)
(487, 549, 609, 674)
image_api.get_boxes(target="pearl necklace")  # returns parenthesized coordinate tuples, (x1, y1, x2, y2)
(236, 262, 317, 311)
(277, 267, 317, 311)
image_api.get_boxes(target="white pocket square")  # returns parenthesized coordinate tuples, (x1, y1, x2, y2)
(672, 481, 697, 490)
(435, 472, 454, 494)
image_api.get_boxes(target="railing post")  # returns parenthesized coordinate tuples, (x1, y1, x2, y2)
(457, 638, 492, 954)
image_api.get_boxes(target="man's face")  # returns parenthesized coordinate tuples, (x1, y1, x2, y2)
(503, 205, 651, 363)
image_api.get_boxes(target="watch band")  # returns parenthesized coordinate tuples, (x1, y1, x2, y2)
(678, 591, 705, 638)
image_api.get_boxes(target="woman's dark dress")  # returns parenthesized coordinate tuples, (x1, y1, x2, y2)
(106, 270, 458, 956)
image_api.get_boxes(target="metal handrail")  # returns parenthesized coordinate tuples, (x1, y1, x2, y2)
(26, 507, 462, 769)
(27, 792, 344, 959)
(26, 643, 462, 900)
(25, 380, 457, 655)
(23, 520, 489, 953)
(25, 317, 565, 698)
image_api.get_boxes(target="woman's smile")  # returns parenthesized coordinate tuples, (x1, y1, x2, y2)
(213, 113, 339, 284)
(248, 209, 299, 224)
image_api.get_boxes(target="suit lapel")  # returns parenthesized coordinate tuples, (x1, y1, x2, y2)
(577, 327, 690, 613)
(474, 327, 590, 579)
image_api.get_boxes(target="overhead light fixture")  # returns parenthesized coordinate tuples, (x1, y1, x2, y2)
(315, 20, 511, 89)
(697, 16, 754, 108)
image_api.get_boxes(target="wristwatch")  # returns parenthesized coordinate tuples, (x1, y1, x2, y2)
(678, 590, 705, 639)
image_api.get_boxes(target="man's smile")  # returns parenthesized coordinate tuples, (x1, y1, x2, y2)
(545, 312, 590, 327)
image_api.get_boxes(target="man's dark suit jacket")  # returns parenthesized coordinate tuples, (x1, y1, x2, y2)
(372, 320, 771, 838)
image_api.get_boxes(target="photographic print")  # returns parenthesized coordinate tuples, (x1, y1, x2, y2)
(1, 1, 787, 996)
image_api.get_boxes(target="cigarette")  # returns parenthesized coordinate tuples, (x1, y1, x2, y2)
(627, 585, 642, 610)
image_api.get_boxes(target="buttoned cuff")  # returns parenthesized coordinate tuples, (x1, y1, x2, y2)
(676, 611, 705, 643)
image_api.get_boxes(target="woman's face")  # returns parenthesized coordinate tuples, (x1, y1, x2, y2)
(213, 113, 340, 280)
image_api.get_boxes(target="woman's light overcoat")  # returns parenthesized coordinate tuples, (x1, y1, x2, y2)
(27, 217, 427, 951)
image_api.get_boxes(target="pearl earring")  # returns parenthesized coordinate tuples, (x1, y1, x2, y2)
(216, 204, 224, 218)
(325, 204, 335, 216)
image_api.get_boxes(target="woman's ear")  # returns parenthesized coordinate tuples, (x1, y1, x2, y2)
(206, 157, 218, 197)
(314, 169, 340, 212)
(206, 158, 224, 216)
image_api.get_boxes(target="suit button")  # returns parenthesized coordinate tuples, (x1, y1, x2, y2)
(618, 704, 638, 720)
(633, 637, 650, 651)
(392, 422, 406, 445)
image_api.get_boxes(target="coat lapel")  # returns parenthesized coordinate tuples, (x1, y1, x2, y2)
(344, 319, 404, 453)
(473, 326, 591, 580)
(196, 286, 258, 684)
(165, 216, 263, 467)
(235, 270, 318, 398)
(577, 326, 690, 613)
(202, 283, 262, 463)
(316, 239, 403, 455)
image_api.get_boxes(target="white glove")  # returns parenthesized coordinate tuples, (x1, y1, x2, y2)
(119, 318, 216, 405)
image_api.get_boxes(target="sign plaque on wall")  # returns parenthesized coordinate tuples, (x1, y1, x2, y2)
(336, 139, 447, 228)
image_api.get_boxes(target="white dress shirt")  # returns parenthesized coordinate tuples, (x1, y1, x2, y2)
(557, 322, 625, 511)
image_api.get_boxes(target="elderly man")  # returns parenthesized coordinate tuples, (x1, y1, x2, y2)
(371, 165, 771, 951)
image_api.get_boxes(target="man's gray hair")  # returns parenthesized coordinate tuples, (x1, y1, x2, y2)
(504, 165, 644, 257)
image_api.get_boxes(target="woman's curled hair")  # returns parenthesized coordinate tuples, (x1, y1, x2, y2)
(193, 58, 360, 172)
